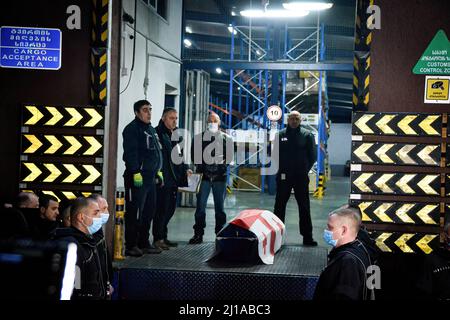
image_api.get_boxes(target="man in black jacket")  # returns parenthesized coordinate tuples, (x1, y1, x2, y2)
(122, 100, 163, 256)
(313, 207, 375, 300)
(153, 108, 191, 250)
(189, 112, 233, 244)
(273, 111, 317, 246)
(52, 197, 106, 300)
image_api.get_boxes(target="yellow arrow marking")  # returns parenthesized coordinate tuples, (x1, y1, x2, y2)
(42, 191, 61, 202)
(83, 136, 102, 155)
(354, 114, 374, 134)
(63, 136, 83, 155)
(84, 108, 102, 127)
(62, 164, 81, 183)
(64, 108, 83, 126)
(374, 144, 394, 163)
(82, 165, 101, 184)
(45, 106, 64, 126)
(398, 115, 417, 135)
(44, 135, 63, 154)
(394, 234, 414, 253)
(395, 174, 416, 194)
(62, 192, 77, 200)
(376, 115, 396, 134)
(375, 174, 395, 193)
(23, 163, 42, 182)
(396, 145, 416, 164)
(418, 115, 439, 135)
(396, 203, 416, 223)
(416, 205, 438, 225)
(354, 143, 374, 163)
(373, 202, 394, 222)
(81, 192, 92, 198)
(417, 175, 439, 195)
(358, 202, 373, 222)
(376, 233, 392, 252)
(353, 173, 374, 193)
(417, 145, 438, 166)
(23, 134, 43, 153)
(43, 163, 62, 183)
(416, 234, 438, 254)
(24, 106, 44, 125)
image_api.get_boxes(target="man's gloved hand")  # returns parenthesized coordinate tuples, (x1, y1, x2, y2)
(156, 170, 164, 186)
(133, 173, 143, 188)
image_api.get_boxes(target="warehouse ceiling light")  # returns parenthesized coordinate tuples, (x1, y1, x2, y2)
(240, 9, 309, 18)
(183, 39, 192, 48)
(185, 26, 193, 34)
(282, 1, 333, 11)
(216, 67, 223, 74)
(227, 25, 238, 35)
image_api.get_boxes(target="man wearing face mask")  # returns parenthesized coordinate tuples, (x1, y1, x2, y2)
(189, 112, 233, 244)
(313, 207, 374, 300)
(52, 197, 106, 299)
(88, 194, 114, 299)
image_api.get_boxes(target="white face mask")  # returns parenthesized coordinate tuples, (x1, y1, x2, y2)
(208, 122, 219, 133)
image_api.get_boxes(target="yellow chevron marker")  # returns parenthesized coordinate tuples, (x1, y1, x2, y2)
(23, 163, 42, 182)
(64, 136, 83, 155)
(84, 108, 102, 127)
(62, 164, 81, 183)
(375, 233, 392, 252)
(375, 174, 395, 193)
(64, 108, 83, 126)
(353, 143, 374, 163)
(416, 234, 438, 254)
(416, 205, 438, 225)
(375, 115, 396, 134)
(353, 173, 374, 193)
(44, 135, 63, 154)
(42, 191, 61, 202)
(43, 163, 62, 183)
(62, 192, 77, 200)
(81, 192, 92, 198)
(373, 202, 394, 222)
(374, 144, 394, 163)
(23, 134, 43, 154)
(354, 114, 374, 134)
(45, 106, 64, 126)
(418, 116, 439, 136)
(417, 145, 438, 166)
(396, 203, 415, 224)
(24, 106, 44, 125)
(358, 202, 373, 222)
(395, 174, 416, 194)
(417, 175, 439, 195)
(395, 233, 414, 253)
(398, 115, 417, 135)
(82, 165, 101, 184)
(396, 145, 416, 164)
(83, 136, 102, 155)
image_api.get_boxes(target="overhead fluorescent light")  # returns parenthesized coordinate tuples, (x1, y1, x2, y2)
(183, 39, 192, 48)
(185, 26, 193, 34)
(240, 9, 309, 18)
(227, 25, 238, 35)
(283, 2, 333, 11)
(216, 67, 222, 74)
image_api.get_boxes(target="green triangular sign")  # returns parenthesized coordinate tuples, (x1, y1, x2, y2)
(413, 29, 450, 75)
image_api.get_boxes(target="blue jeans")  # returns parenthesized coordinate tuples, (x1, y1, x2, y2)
(193, 180, 227, 236)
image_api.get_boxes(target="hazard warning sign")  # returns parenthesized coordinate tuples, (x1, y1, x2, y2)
(424, 76, 450, 104)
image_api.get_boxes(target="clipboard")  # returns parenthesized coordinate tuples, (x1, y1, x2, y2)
(178, 173, 202, 193)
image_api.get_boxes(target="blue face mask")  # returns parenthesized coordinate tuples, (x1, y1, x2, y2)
(100, 213, 110, 225)
(323, 229, 337, 247)
(85, 217, 103, 235)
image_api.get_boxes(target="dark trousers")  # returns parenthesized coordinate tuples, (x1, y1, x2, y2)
(193, 180, 227, 236)
(273, 174, 313, 239)
(153, 185, 178, 241)
(124, 180, 156, 249)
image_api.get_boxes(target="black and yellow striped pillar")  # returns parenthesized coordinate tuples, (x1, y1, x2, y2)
(91, 0, 108, 106)
(113, 190, 125, 261)
(313, 175, 325, 199)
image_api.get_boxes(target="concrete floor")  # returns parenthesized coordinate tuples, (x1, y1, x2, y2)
(167, 176, 351, 247)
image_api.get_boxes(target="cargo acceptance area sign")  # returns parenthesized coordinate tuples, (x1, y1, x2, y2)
(0, 26, 62, 70)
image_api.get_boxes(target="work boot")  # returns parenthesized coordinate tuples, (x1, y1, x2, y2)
(125, 246, 143, 257)
(164, 239, 178, 247)
(154, 240, 170, 250)
(188, 234, 203, 244)
(303, 238, 318, 246)
(141, 244, 162, 254)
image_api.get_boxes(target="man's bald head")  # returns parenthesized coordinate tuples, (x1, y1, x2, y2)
(326, 206, 361, 247)
(287, 111, 301, 129)
(16, 192, 39, 209)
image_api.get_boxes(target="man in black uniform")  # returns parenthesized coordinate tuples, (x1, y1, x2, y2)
(273, 111, 317, 246)
(153, 108, 191, 250)
(313, 207, 375, 300)
(122, 100, 163, 257)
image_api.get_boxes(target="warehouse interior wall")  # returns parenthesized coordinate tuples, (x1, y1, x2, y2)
(117, 0, 182, 188)
(328, 123, 352, 176)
